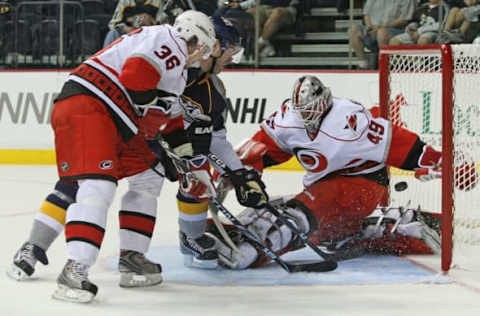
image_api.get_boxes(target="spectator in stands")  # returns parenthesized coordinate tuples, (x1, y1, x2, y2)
(0, 0, 14, 17)
(160, 0, 219, 24)
(439, 0, 480, 43)
(350, 0, 416, 69)
(224, 0, 299, 57)
(0, 0, 15, 60)
(104, 0, 166, 46)
(389, 0, 448, 46)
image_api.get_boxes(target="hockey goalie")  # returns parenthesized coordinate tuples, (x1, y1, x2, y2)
(206, 75, 467, 269)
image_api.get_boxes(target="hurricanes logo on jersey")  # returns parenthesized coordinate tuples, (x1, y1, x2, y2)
(294, 148, 328, 172)
(99, 160, 113, 170)
(61, 162, 69, 172)
(345, 114, 357, 131)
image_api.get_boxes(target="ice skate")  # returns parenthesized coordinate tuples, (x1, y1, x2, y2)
(6, 242, 48, 281)
(118, 250, 163, 288)
(52, 259, 98, 303)
(179, 231, 218, 269)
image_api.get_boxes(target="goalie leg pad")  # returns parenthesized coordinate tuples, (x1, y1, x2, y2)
(207, 205, 311, 269)
(362, 206, 441, 255)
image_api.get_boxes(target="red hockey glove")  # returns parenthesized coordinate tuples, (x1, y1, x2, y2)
(178, 155, 215, 200)
(140, 97, 179, 140)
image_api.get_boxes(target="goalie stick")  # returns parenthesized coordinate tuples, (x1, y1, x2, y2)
(153, 134, 337, 273)
(205, 152, 338, 264)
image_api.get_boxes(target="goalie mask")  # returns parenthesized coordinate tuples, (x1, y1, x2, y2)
(174, 10, 216, 60)
(291, 76, 332, 132)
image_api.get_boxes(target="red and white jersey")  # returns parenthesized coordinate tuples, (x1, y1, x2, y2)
(67, 24, 188, 141)
(94, 25, 188, 95)
(261, 98, 392, 186)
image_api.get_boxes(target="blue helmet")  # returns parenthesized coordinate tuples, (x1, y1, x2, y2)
(211, 15, 242, 51)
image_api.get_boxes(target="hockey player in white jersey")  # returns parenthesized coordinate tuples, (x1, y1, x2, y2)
(7, 10, 217, 303)
(207, 75, 448, 269)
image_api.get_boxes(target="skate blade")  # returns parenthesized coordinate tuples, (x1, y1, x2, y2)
(183, 255, 218, 269)
(6, 264, 31, 281)
(52, 284, 95, 303)
(119, 272, 163, 288)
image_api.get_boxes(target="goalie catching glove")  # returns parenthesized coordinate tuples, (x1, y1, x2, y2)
(228, 168, 269, 209)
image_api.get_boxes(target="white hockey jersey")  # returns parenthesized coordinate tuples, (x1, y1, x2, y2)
(261, 98, 392, 186)
(66, 24, 188, 141)
(94, 24, 188, 96)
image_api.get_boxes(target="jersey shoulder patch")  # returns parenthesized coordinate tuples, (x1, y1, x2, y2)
(320, 98, 370, 140)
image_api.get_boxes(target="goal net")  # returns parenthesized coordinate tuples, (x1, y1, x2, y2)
(379, 44, 480, 272)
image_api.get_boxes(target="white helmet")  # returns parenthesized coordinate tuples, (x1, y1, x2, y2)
(174, 10, 216, 60)
(291, 75, 332, 132)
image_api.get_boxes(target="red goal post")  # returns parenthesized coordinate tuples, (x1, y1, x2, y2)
(379, 44, 480, 272)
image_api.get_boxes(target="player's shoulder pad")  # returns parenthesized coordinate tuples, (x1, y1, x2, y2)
(134, 25, 188, 69)
(261, 99, 303, 131)
(322, 97, 371, 140)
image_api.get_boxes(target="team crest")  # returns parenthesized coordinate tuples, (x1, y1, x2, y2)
(61, 162, 69, 172)
(294, 148, 328, 173)
(99, 160, 113, 170)
(344, 114, 357, 131)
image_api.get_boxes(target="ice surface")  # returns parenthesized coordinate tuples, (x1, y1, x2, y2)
(1, 166, 480, 316)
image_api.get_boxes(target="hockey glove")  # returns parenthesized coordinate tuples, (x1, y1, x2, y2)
(178, 155, 215, 200)
(414, 167, 442, 182)
(229, 168, 268, 209)
(140, 97, 180, 140)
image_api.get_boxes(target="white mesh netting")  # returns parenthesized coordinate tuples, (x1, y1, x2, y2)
(385, 45, 480, 270)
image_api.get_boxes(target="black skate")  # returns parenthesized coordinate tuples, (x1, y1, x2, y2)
(6, 242, 48, 281)
(119, 250, 163, 288)
(179, 231, 218, 269)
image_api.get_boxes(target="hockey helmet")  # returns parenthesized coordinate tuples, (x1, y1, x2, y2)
(212, 15, 244, 63)
(291, 75, 332, 131)
(174, 10, 216, 60)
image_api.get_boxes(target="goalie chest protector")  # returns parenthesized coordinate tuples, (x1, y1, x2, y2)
(261, 98, 392, 186)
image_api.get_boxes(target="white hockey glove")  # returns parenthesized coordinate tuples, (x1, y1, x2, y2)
(414, 167, 442, 182)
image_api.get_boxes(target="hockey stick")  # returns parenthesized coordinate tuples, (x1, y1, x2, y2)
(154, 136, 336, 272)
(209, 198, 337, 272)
(205, 152, 337, 263)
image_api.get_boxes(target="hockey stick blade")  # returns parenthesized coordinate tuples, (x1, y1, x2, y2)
(286, 260, 338, 273)
(210, 196, 338, 273)
(153, 136, 337, 273)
